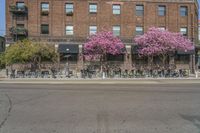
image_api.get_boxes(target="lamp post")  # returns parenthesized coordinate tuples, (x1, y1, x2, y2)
(5, 43, 10, 78)
(64, 48, 71, 77)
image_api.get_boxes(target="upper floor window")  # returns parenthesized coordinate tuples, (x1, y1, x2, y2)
(112, 4, 120, 15)
(158, 27, 166, 31)
(158, 5, 166, 16)
(89, 3, 97, 13)
(113, 26, 120, 36)
(16, 2, 25, 9)
(89, 26, 97, 35)
(66, 3, 73, 15)
(180, 6, 188, 16)
(180, 27, 187, 36)
(66, 25, 74, 35)
(135, 26, 143, 35)
(41, 3, 49, 15)
(41, 24, 49, 34)
(41, 3, 49, 11)
(136, 5, 144, 16)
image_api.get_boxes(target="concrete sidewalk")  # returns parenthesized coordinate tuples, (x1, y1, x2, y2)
(0, 78, 200, 84)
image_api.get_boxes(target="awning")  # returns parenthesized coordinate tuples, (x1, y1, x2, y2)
(177, 50, 195, 55)
(58, 44, 79, 54)
(131, 45, 139, 54)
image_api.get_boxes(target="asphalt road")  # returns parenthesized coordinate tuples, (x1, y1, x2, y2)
(0, 83, 200, 133)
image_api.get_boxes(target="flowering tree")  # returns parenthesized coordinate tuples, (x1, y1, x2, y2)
(83, 31, 125, 72)
(134, 27, 194, 67)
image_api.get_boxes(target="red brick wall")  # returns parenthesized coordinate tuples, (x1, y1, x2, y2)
(6, 0, 199, 44)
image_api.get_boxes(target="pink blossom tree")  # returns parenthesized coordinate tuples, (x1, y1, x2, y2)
(83, 31, 125, 72)
(134, 27, 194, 67)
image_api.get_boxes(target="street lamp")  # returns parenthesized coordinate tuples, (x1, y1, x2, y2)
(64, 49, 71, 77)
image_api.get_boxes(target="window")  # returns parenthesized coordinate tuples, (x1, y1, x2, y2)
(112, 4, 120, 15)
(41, 24, 49, 34)
(158, 5, 166, 16)
(175, 55, 190, 64)
(107, 54, 124, 61)
(180, 27, 187, 36)
(66, 3, 73, 15)
(89, 26, 97, 35)
(16, 24, 24, 28)
(41, 3, 49, 15)
(158, 27, 166, 31)
(66, 26, 73, 35)
(136, 5, 144, 16)
(60, 54, 78, 62)
(16, 2, 25, 9)
(135, 26, 143, 35)
(180, 6, 188, 16)
(133, 55, 148, 65)
(89, 3, 97, 13)
(113, 26, 120, 36)
(41, 3, 49, 11)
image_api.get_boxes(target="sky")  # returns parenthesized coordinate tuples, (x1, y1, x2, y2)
(0, 0, 5, 36)
(0, 0, 199, 36)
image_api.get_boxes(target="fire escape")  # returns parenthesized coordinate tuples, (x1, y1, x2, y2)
(9, 3, 28, 41)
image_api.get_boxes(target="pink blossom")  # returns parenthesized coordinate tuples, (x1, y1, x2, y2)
(134, 27, 194, 57)
(83, 31, 125, 61)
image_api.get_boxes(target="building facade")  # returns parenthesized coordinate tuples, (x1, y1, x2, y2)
(199, 20, 200, 41)
(5, 0, 199, 75)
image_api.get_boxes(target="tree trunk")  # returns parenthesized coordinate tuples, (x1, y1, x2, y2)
(161, 54, 167, 69)
(100, 56, 103, 73)
(100, 55, 107, 78)
(148, 56, 153, 69)
(33, 56, 41, 70)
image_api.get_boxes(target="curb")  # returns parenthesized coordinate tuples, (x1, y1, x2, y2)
(0, 78, 200, 85)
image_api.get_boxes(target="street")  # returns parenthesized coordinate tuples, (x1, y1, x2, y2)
(0, 83, 200, 133)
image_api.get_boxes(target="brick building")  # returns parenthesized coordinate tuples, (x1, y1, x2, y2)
(5, 0, 199, 76)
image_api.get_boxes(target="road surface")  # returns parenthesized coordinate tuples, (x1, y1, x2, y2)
(0, 83, 200, 133)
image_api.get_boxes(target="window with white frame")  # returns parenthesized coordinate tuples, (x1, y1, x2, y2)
(112, 4, 120, 15)
(180, 6, 188, 16)
(158, 27, 166, 31)
(16, 2, 25, 9)
(89, 3, 97, 13)
(113, 26, 120, 36)
(66, 26, 74, 35)
(41, 3, 49, 11)
(89, 26, 97, 35)
(180, 27, 187, 36)
(158, 5, 166, 16)
(66, 3, 73, 15)
(136, 5, 144, 16)
(135, 26, 143, 35)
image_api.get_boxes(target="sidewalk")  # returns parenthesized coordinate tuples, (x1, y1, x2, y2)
(0, 77, 200, 84)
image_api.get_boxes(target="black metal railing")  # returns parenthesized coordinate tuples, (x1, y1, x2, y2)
(9, 27, 28, 36)
(9, 5, 28, 14)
